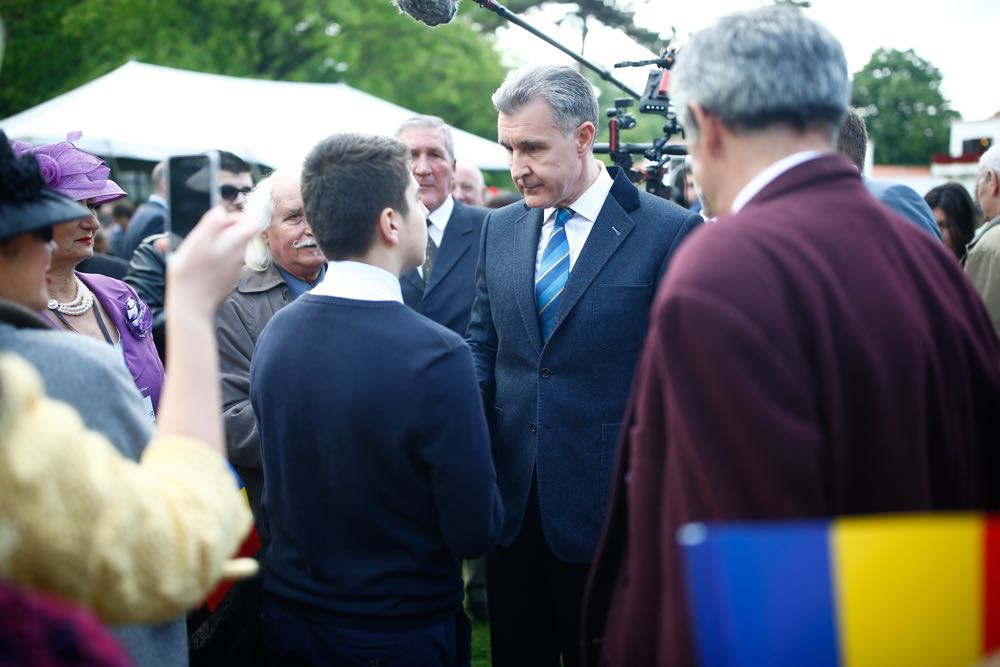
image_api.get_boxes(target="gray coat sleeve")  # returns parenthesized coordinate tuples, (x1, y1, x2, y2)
(216, 297, 262, 471)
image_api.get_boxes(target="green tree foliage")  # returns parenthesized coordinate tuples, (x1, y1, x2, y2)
(851, 48, 959, 165)
(466, 0, 671, 55)
(0, 0, 507, 139)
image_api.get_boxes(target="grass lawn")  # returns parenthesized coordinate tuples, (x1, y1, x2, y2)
(471, 617, 491, 667)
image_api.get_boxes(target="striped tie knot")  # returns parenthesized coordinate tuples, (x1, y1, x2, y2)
(535, 207, 573, 341)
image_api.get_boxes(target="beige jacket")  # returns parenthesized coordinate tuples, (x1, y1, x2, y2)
(965, 217, 1000, 335)
(0, 353, 254, 625)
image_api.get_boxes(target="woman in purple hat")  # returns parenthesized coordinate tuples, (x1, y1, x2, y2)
(15, 133, 164, 419)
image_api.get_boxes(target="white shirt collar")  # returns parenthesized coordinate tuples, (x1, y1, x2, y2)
(310, 260, 403, 303)
(543, 161, 614, 223)
(428, 194, 455, 233)
(730, 150, 824, 214)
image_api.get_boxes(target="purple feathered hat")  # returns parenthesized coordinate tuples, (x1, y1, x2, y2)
(14, 132, 127, 205)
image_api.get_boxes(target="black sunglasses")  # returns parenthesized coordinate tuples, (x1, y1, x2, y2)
(220, 184, 252, 201)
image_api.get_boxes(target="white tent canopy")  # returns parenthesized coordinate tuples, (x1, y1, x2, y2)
(1, 61, 510, 171)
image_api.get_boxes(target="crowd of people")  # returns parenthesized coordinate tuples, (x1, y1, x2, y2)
(0, 4, 998, 667)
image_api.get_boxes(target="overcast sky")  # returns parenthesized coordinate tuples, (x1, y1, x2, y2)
(490, 0, 1000, 122)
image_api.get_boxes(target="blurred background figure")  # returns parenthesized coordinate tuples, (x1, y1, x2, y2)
(119, 160, 167, 262)
(106, 200, 134, 258)
(14, 132, 164, 420)
(924, 182, 978, 261)
(453, 160, 487, 207)
(668, 165, 701, 214)
(965, 145, 1000, 333)
(837, 108, 942, 241)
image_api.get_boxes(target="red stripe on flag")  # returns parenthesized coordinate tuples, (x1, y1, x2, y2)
(984, 515, 1000, 653)
(205, 526, 262, 613)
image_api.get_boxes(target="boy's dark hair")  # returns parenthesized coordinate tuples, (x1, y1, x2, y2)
(218, 150, 250, 175)
(301, 133, 412, 261)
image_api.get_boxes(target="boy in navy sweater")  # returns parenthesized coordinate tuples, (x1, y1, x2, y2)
(250, 133, 503, 667)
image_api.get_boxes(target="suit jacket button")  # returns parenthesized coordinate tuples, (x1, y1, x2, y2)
(530, 422, 537, 433)
(540, 368, 551, 379)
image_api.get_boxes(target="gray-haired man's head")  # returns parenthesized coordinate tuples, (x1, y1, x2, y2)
(671, 6, 850, 142)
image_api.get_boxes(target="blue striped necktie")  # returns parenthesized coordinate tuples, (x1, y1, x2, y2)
(535, 207, 573, 341)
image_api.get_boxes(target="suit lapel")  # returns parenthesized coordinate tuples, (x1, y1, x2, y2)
(401, 267, 423, 291)
(426, 205, 473, 295)
(515, 206, 544, 355)
(547, 169, 637, 339)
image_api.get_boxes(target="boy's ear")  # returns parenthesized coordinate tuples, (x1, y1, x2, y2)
(377, 206, 400, 247)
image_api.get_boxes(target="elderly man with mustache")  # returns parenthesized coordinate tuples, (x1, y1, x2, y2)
(216, 169, 326, 525)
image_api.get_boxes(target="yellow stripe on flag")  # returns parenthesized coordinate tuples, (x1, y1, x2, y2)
(831, 514, 983, 667)
(832, 514, 981, 667)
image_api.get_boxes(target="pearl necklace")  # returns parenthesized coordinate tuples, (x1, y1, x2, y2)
(47, 275, 95, 316)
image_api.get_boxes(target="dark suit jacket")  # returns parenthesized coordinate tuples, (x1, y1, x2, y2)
(400, 198, 487, 336)
(466, 166, 702, 564)
(583, 155, 1000, 666)
(120, 199, 167, 261)
(77, 253, 129, 280)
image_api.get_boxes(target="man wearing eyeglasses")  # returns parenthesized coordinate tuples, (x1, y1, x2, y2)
(124, 151, 252, 360)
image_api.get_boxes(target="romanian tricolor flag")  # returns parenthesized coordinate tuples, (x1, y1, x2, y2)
(203, 465, 261, 612)
(680, 514, 1000, 666)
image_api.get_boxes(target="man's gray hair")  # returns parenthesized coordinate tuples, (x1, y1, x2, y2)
(671, 6, 850, 140)
(242, 172, 277, 271)
(491, 64, 599, 138)
(395, 115, 455, 161)
(979, 145, 1000, 177)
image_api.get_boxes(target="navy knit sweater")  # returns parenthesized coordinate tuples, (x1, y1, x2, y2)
(250, 295, 503, 628)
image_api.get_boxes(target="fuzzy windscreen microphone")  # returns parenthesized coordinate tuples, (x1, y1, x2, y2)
(393, 0, 459, 26)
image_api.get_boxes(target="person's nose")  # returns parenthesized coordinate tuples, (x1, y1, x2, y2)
(412, 154, 432, 175)
(510, 152, 531, 180)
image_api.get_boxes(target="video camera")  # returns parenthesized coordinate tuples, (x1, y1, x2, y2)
(470, 0, 689, 200)
(594, 51, 688, 199)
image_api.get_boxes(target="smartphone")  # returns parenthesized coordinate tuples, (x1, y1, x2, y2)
(166, 151, 220, 246)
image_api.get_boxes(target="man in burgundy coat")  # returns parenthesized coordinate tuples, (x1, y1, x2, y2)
(582, 7, 1000, 666)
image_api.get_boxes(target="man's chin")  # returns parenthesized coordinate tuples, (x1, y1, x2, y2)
(521, 192, 552, 209)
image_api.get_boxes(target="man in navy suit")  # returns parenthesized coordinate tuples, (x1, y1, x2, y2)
(465, 64, 701, 667)
(119, 161, 167, 261)
(397, 116, 488, 337)
(397, 116, 491, 620)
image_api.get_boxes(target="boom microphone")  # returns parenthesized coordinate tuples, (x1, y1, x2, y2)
(393, 0, 459, 26)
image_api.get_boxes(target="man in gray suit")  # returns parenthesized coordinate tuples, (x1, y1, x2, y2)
(466, 64, 701, 667)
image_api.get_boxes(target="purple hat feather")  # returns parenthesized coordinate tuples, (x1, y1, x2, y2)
(25, 132, 127, 205)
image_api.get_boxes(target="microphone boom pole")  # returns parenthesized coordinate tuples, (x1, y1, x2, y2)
(470, 0, 641, 100)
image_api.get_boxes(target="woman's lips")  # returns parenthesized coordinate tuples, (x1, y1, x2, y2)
(75, 237, 93, 245)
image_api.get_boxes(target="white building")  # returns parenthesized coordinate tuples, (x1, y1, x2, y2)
(929, 113, 1000, 193)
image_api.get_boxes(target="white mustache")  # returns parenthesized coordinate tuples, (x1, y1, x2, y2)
(292, 238, 318, 249)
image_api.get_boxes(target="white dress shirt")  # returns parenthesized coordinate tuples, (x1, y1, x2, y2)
(426, 194, 454, 247)
(730, 150, 824, 214)
(311, 260, 403, 303)
(535, 162, 614, 275)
